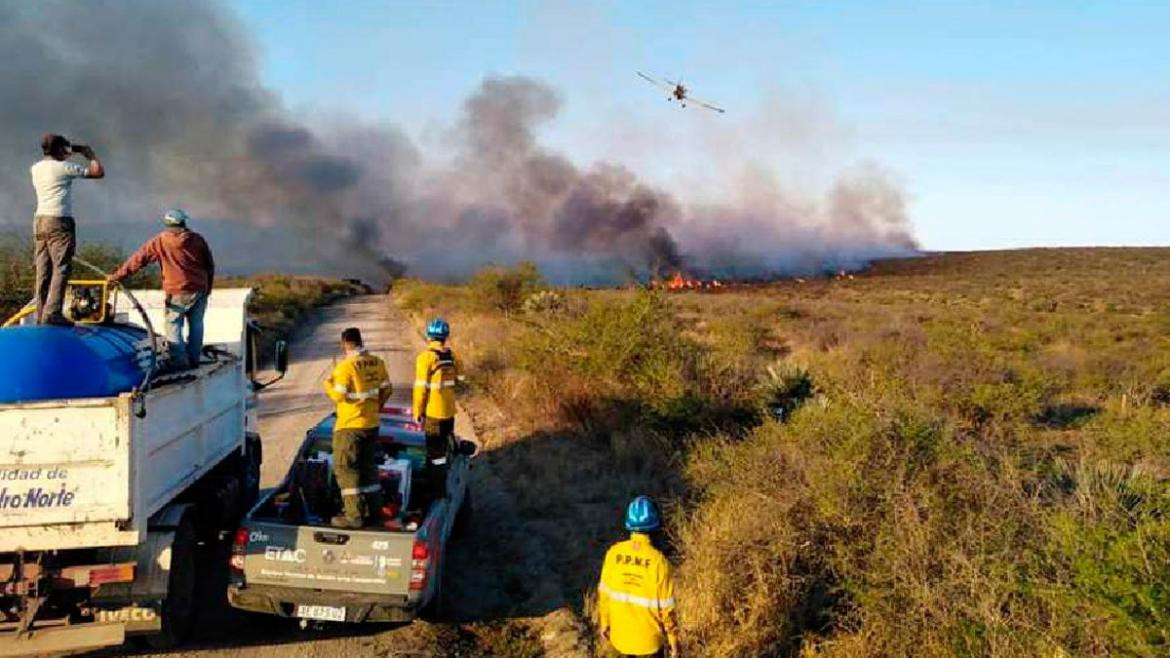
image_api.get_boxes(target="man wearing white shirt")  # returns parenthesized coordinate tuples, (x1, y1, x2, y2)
(30, 134, 104, 325)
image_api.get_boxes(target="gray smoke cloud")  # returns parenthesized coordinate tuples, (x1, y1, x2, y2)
(0, 0, 917, 285)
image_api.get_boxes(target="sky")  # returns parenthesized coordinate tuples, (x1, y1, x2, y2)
(231, 0, 1169, 250)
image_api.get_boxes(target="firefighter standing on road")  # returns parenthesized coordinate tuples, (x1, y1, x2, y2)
(598, 496, 681, 658)
(412, 318, 459, 503)
(324, 327, 392, 529)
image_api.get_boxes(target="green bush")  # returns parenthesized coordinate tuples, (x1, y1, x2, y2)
(521, 289, 565, 314)
(468, 261, 545, 313)
(680, 402, 1110, 656)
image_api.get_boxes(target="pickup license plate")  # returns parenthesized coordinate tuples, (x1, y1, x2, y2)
(295, 605, 346, 622)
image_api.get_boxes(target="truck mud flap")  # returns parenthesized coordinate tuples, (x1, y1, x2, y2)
(0, 622, 125, 656)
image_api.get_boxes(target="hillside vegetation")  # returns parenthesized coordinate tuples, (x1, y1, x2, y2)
(395, 248, 1170, 657)
(0, 233, 362, 338)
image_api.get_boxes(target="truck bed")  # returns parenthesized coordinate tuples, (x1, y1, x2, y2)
(0, 356, 248, 552)
(229, 410, 471, 622)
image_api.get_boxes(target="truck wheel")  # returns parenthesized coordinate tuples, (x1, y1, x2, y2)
(453, 489, 472, 539)
(241, 433, 262, 514)
(420, 559, 447, 621)
(145, 515, 198, 650)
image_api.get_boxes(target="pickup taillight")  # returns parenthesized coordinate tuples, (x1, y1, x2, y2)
(229, 527, 248, 576)
(409, 539, 430, 591)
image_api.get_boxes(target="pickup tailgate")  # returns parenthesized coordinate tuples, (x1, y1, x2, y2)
(241, 520, 415, 596)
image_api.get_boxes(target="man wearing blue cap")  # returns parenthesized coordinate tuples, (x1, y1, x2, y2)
(109, 209, 214, 370)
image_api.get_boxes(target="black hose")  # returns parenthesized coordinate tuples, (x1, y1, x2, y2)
(72, 258, 158, 413)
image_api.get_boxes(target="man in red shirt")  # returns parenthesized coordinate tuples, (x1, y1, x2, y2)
(109, 209, 215, 370)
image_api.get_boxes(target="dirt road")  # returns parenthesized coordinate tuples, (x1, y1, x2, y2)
(125, 295, 587, 657)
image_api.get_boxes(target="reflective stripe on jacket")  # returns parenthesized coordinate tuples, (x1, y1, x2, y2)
(597, 532, 679, 656)
(324, 350, 391, 430)
(412, 341, 457, 420)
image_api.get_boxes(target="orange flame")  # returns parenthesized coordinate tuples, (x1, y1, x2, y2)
(659, 271, 723, 291)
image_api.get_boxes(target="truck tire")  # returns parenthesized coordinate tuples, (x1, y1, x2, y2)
(145, 514, 198, 650)
(241, 433, 262, 515)
(453, 488, 472, 539)
(419, 557, 447, 621)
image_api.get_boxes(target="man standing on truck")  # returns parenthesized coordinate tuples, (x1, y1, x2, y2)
(324, 327, 392, 529)
(109, 209, 214, 370)
(597, 496, 681, 658)
(30, 134, 105, 325)
(412, 318, 459, 502)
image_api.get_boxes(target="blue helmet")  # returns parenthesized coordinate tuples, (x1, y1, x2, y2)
(425, 318, 450, 341)
(624, 495, 661, 532)
(162, 208, 189, 227)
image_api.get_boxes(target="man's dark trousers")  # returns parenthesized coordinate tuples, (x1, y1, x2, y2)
(423, 417, 454, 502)
(33, 215, 75, 323)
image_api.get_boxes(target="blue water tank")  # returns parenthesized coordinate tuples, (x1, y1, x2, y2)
(0, 325, 151, 404)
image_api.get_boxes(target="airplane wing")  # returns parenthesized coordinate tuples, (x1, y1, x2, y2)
(687, 96, 726, 113)
(637, 71, 674, 91)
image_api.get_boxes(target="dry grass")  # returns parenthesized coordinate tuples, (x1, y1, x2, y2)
(395, 249, 1170, 657)
(672, 249, 1170, 657)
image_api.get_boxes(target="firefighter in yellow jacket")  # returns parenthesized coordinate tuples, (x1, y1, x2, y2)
(413, 318, 459, 502)
(598, 496, 680, 658)
(323, 327, 392, 528)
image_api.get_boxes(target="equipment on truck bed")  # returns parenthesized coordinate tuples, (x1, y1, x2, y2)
(227, 408, 478, 624)
(0, 323, 154, 403)
(0, 261, 163, 407)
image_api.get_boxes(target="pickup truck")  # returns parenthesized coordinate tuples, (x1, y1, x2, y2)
(228, 406, 475, 623)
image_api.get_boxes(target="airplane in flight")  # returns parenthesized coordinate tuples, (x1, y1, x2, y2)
(637, 71, 726, 113)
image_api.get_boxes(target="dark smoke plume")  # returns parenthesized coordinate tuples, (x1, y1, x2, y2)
(0, 0, 917, 284)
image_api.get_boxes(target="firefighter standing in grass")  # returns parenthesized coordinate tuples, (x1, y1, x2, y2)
(412, 318, 458, 502)
(324, 327, 392, 529)
(598, 496, 681, 658)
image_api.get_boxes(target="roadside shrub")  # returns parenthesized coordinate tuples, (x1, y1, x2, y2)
(522, 289, 565, 314)
(392, 278, 453, 314)
(678, 399, 1170, 656)
(468, 261, 545, 313)
(678, 403, 1049, 656)
(515, 291, 693, 413)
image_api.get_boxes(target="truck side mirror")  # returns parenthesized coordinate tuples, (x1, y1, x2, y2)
(274, 340, 289, 374)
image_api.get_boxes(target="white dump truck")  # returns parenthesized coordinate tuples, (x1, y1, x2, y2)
(0, 284, 287, 655)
